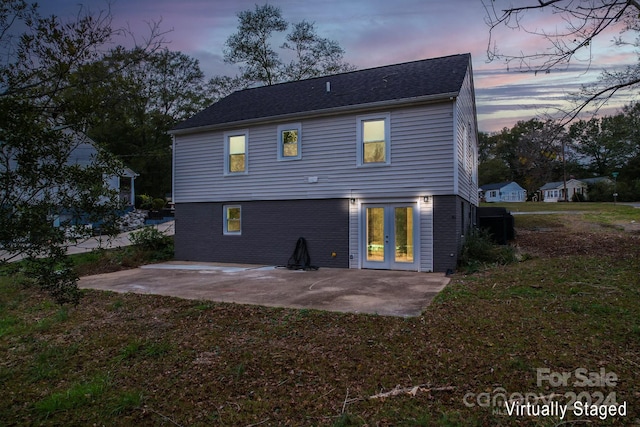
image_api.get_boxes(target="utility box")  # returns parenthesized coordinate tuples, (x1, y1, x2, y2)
(476, 207, 514, 245)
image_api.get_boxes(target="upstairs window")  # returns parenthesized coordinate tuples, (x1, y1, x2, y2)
(277, 123, 302, 160)
(357, 114, 390, 166)
(224, 131, 248, 174)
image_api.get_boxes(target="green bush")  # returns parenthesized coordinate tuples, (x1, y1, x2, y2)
(459, 227, 517, 273)
(152, 198, 166, 211)
(20, 253, 82, 306)
(588, 180, 640, 202)
(135, 194, 153, 210)
(129, 226, 173, 254)
(572, 192, 586, 202)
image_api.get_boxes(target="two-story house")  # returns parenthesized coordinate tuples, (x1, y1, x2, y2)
(169, 53, 478, 272)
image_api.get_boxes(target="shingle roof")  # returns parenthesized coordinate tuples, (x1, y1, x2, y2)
(540, 181, 564, 191)
(172, 53, 471, 132)
(480, 182, 515, 191)
(580, 177, 611, 185)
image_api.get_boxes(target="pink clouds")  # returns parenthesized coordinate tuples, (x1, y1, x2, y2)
(34, 0, 640, 132)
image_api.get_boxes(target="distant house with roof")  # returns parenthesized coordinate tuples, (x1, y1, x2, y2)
(540, 179, 588, 202)
(480, 182, 526, 202)
(53, 136, 138, 227)
(2, 131, 138, 231)
(580, 177, 613, 187)
(170, 53, 479, 273)
(67, 138, 138, 206)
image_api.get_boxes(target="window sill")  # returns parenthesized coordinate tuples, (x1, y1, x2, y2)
(356, 162, 391, 168)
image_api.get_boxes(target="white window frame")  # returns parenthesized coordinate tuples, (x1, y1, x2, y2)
(356, 113, 391, 166)
(224, 130, 248, 175)
(223, 205, 242, 235)
(277, 123, 302, 161)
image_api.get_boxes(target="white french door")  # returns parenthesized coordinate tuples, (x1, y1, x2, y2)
(362, 203, 418, 270)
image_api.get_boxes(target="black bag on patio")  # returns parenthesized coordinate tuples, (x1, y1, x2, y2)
(286, 237, 318, 271)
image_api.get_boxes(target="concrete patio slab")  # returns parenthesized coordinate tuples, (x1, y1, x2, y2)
(79, 261, 450, 317)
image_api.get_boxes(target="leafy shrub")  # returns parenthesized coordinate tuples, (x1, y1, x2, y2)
(152, 198, 166, 211)
(129, 226, 172, 251)
(588, 180, 640, 202)
(20, 252, 82, 305)
(135, 194, 153, 210)
(459, 227, 517, 273)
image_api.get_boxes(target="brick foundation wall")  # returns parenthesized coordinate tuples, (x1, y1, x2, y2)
(174, 199, 349, 268)
(433, 195, 474, 272)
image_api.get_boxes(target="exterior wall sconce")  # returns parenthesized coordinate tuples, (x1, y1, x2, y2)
(423, 196, 430, 202)
(350, 198, 356, 204)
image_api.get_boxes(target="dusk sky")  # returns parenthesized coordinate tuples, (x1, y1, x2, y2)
(39, 0, 638, 132)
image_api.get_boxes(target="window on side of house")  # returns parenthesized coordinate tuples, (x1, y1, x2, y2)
(277, 123, 302, 160)
(224, 130, 248, 174)
(357, 113, 390, 165)
(223, 205, 241, 235)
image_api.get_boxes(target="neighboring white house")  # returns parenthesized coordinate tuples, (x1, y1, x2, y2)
(68, 139, 138, 206)
(170, 53, 479, 273)
(51, 135, 138, 228)
(480, 182, 527, 202)
(540, 179, 588, 202)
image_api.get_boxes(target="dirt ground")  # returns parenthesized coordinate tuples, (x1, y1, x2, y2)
(514, 216, 640, 259)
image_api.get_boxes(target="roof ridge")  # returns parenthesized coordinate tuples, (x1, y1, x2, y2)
(172, 52, 472, 132)
(235, 52, 472, 93)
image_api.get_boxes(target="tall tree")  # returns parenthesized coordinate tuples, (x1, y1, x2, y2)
(221, 4, 354, 91)
(0, 1, 162, 303)
(73, 48, 214, 197)
(281, 20, 353, 80)
(483, 119, 565, 193)
(483, 0, 640, 122)
(569, 110, 639, 175)
(477, 131, 511, 185)
(224, 3, 287, 86)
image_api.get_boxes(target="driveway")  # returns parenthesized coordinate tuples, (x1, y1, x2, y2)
(1, 221, 176, 263)
(79, 261, 450, 317)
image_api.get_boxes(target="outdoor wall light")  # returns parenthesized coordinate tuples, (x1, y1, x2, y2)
(350, 198, 356, 204)
(423, 196, 430, 202)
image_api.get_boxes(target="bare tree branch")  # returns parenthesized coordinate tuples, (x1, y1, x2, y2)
(483, 0, 640, 125)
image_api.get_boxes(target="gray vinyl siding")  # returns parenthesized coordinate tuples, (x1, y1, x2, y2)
(454, 66, 479, 205)
(173, 102, 456, 203)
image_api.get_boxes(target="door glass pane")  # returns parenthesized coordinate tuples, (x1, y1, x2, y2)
(394, 207, 413, 263)
(366, 207, 384, 262)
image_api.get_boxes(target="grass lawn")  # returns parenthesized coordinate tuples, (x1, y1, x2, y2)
(484, 201, 640, 225)
(1, 206, 639, 426)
